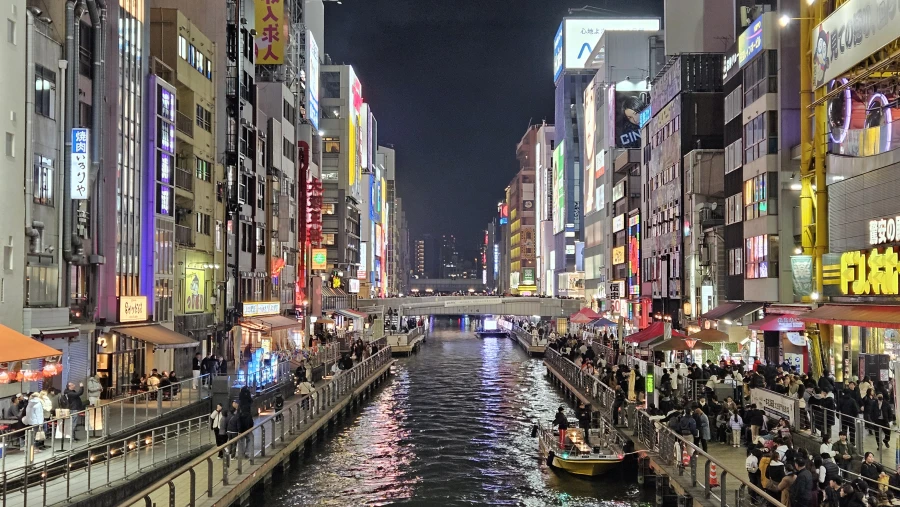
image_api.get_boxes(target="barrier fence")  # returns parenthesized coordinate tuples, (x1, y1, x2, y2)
(125, 346, 394, 507)
(0, 374, 212, 473)
(1, 414, 213, 507)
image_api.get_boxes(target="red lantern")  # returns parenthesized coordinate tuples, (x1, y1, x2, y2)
(0, 371, 9, 384)
(22, 370, 34, 382)
(14, 371, 23, 382)
(43, 363, 57, 377)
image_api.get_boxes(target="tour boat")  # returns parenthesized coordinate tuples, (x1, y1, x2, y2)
(475, 317, 508, 338)
(537, 425, 624, 477)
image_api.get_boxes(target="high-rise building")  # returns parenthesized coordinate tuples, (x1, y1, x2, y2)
(440, 234, 459, 278)
(509, 127, 537, 293)
(534, 124, 555, 296)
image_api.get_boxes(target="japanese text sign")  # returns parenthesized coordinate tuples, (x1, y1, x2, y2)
(71, 128, 89, 200)
(255, 0, 284, 64)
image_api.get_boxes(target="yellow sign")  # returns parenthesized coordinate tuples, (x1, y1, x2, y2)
(612, 246, 626, 265)
(254, 0, 285, 64)
(311, 248, 328, 270)
(119, 296, 148, 323)
(184, 268, 206, 314)
(840, 247, 900, 295)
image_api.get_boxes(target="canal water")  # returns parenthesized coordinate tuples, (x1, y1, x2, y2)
(258, 318, 647, 506)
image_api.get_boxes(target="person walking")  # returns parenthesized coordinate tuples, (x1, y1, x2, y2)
(552, 407, 569, 448)
(192, 352, 202, 390)
(612, 384, 626, 426)
(225, 401, 241, 458)
(866, 393, 894, 449)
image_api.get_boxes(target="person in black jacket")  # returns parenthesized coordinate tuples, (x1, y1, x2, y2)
(860, 452, 883, 489)
(576, 402, 591, 429)
(866, 394, 894, 448)
(612, 384, 626, 426)
(838, 387, 860, 442)
(790, 456, 814, 507)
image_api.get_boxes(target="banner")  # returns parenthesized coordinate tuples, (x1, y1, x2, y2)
(615, 91, 648, 148)
(750, 388, 798, 424)
(255, 0, 285, 64)
(790, 255, 814, 298)
(70, 128, 89, 200)
(184, 268, 206, 314)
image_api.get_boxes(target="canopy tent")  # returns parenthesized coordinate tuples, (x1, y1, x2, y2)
(569, 312, 594, 324)
(651, 338, 714, 351)
(688, 328, 729, 342)
(799, 304, 900, 328)
(577, 307, 601, 320)
(589, 318, 617, 328)
(0, 325, 63, 363)
(624, 322, 689, 345)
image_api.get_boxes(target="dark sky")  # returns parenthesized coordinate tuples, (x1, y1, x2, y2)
(324, 0, 663, 249)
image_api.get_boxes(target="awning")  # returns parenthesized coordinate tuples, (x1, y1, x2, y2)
(589, 318, 617, 327)
(32, 327, 80, 339)
(652, 338, 714, 351)
(111, 324, 199, 349)
(322, 286, 337, 297)
(718, 302, 765, 323)
(625, 322, 689, 344)
(700, 302, 742, 320)
(799, 305, 900, 328)
(0, 325, 63, 363)
(689, 328, 729, 341)
(337, 308, 368, 320)
(749, 314, 806, 332)
(254, 315, 301, 330)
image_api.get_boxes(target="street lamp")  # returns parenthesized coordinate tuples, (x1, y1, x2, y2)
(779, 14, 813, 27)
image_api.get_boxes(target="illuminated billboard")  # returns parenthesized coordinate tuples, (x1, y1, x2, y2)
(628, 214, 640, 297)
(614, 89, 649, 148)
(254, 0, 285, 64)
(306, 31, 319, 130)
(556, 18, 660, 74)
(553, 141, 565, 234)
(348, 67, 362, 195)
(360, 103, 370, 171)
(583, 78, 597, 214)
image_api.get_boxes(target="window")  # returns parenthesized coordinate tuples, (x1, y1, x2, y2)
(322, 71, 341, 98)
(743, 112, 778, 164)
(240, 222, 250, 253)
(178, 35, 187, 59)
(25, 264, 58, 307)
(79, 102, 92, 128)
(188, 44, 195, 66)
(33, 155, 54, 206)
(196, 51, 204, 75)
(322, 233, 336, 245)
(195, 212, 211, 235)
(743, 173, 777, 220)
(323, 137, 340, 153)
(8, 19, 16, 44)
(283, 100, 296, 125)
(322, 203, 336, 215)
(195, 105, 211, 132)
(215, 221, 223, 251)
(195, 157, 211, 182)
(35, 65, 56, 118)
(725, 194, 742, 225)
(283, 138, 295, 162)
(743, 51, 778, 105)
(257, 180, 265, 209)
(725, 139, 742, 174)
(5, 132, 14, 157)
(238, 174, 249, 204)
(256, 226, 265, 254)
(745, 235, 778, 279)
(724, 85, 743, 123)
(728, 248, 743, 275)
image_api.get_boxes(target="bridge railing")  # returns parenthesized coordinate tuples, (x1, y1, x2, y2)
(510, 324, 547, 347)
(545, 347, 617, 414)
(123, 347, 394, 507)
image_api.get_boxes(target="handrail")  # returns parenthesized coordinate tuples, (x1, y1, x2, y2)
(1, 414, 212, 506)
(0, 373, 212, 472)
(633, 409, 785, 507)
(807, 403, 895, 466)
(123, 346, 394, 507)
(545, 347, 617, 411)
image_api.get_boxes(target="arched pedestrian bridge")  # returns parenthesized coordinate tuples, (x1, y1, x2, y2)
(357, 296, 582, 317)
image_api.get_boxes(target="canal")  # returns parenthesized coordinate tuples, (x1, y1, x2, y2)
(258, 318, 647, 506)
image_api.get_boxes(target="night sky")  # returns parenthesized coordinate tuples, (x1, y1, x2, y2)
(324, 0, 663, 249)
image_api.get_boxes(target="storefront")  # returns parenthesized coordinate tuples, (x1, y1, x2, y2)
(749, 311, 808, 372)
(236, 301, 304, 360)
(99, 296, 199, 392)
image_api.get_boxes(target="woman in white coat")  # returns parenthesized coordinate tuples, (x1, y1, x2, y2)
(23, 393, 47, 449)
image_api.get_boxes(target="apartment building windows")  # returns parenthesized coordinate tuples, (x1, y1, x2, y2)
(35, 65, 56, 119)
(196, 105, 212, 132)
(745, 235, 778, 279)
(256, 226, 265, 255)
(743, 51, 777, 105)
(322, 203, 336, 215)
(724, 85, 743, 123)
(240, 222, 251, 253)
(283, 138, 295, 162)
(257, 180, 265, 210)
(195, 212, 211, 236)
(322, 233, 336, 245)
(238, 174, 250, 204)
(33, 155, 54, 206)
(323, 137, 340, 153)
(728, 248, 743, 275)
(743, 173, 777, 220)
(743, 112, 778, 164)
(725, 194, 742, 225)
(283, 100, 296, 125)
(725, 139, 742, 174)
(178, 35, 187, 59)
(195, 157, 211, 182)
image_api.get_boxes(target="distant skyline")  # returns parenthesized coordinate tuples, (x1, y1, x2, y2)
(324, 0, 664, 246)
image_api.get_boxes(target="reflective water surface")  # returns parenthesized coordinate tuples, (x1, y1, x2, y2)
(259, 319, 647, 506)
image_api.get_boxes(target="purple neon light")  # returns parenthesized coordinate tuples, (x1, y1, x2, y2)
(828, 79, 851, 144)
(867, 93, 892, 153)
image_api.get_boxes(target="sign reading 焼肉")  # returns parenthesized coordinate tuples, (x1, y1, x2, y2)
(71, 128, 89, 200)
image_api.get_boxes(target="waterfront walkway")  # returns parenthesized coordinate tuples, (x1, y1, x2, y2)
(122, 348, 394, 507)
(0, 378, 212, 474)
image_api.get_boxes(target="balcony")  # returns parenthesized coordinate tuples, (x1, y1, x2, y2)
(176, 111, 193, 137)
(175, 167, 194, 192)
(175, 224, 194, 247)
